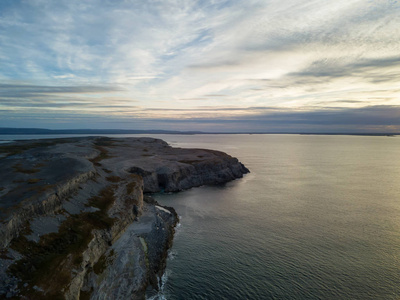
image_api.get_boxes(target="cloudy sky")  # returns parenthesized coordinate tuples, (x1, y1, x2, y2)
(1, 0, 399, 132)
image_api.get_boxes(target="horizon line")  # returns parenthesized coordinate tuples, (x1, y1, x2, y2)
(0, 127, 398, 137)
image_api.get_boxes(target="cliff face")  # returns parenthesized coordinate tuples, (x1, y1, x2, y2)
(81, 201, 178, 300)
(98, 137, 249, 193)
(129, 151, 248, 193)
(0, 137, 249, 299)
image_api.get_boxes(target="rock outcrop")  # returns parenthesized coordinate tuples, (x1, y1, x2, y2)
(0, 137, 249, 299)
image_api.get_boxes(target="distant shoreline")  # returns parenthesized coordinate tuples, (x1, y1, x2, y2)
(0, 127, 398, 137)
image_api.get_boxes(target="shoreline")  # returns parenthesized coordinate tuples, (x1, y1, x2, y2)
(0, 136, 249, 299)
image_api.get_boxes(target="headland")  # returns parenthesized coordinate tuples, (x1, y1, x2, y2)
(0, 137, 249, 299)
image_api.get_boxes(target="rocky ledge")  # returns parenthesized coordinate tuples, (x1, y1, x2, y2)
(0, 137, 249, 299)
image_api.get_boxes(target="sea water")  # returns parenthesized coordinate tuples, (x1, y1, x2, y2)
(2, 134, 400, 299)
(150, 134, 400, 299)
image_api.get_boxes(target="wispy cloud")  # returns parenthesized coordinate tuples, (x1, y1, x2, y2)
(1, 0, 399, 131)
(289, 56, 400, 83)
(0, 83, 120, 94)
(2, 105, 399, 133)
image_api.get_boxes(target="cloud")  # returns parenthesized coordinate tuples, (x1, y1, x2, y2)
(138, 105, 400, 126)
(144, 106, 278, 112)
(289, 56, 400, 82)
(1, 104, 399, 133)
(0, 83, 132, 111)
(53, 74, 75, 79)
(0, 0, 400, 131)
(0, 83, 121, 94)
(244, 106, 400, 126)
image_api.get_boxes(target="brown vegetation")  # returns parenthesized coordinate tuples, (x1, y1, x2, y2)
(106, 176, 122, 183)
(126, 174, 142, 194)
(8, 185, 117, 299)
(27, 178, 41, 184)
(0, 139, 73, 157)
(93, 249, 115, 275)
(13, 163, 40, 174)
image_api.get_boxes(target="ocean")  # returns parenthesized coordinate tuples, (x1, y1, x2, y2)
(2, 134, 400, 299)
(151, 134, 400, 300)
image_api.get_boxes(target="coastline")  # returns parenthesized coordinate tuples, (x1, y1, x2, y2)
(0, 137, 249, 299)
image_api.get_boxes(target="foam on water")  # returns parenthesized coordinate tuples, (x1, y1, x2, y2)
(146, 270, 171, 300)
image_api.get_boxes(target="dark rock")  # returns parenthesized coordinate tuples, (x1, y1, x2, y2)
(0, 137, 248, 299)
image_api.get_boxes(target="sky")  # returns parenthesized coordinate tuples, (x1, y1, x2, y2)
(1, 0, 400, 133)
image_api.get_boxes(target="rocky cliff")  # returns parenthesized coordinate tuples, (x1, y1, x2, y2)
(0, 137, 249, 299)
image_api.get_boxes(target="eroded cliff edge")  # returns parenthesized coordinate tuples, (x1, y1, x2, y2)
(0, 137, 249, 299)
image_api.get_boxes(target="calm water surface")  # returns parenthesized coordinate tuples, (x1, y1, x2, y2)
(2, 134, 400, 299)
(149, 134, 400, 300)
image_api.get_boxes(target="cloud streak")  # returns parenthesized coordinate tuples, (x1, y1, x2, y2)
(0, 0, 399, 131)
(1, 105, 399, 132)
